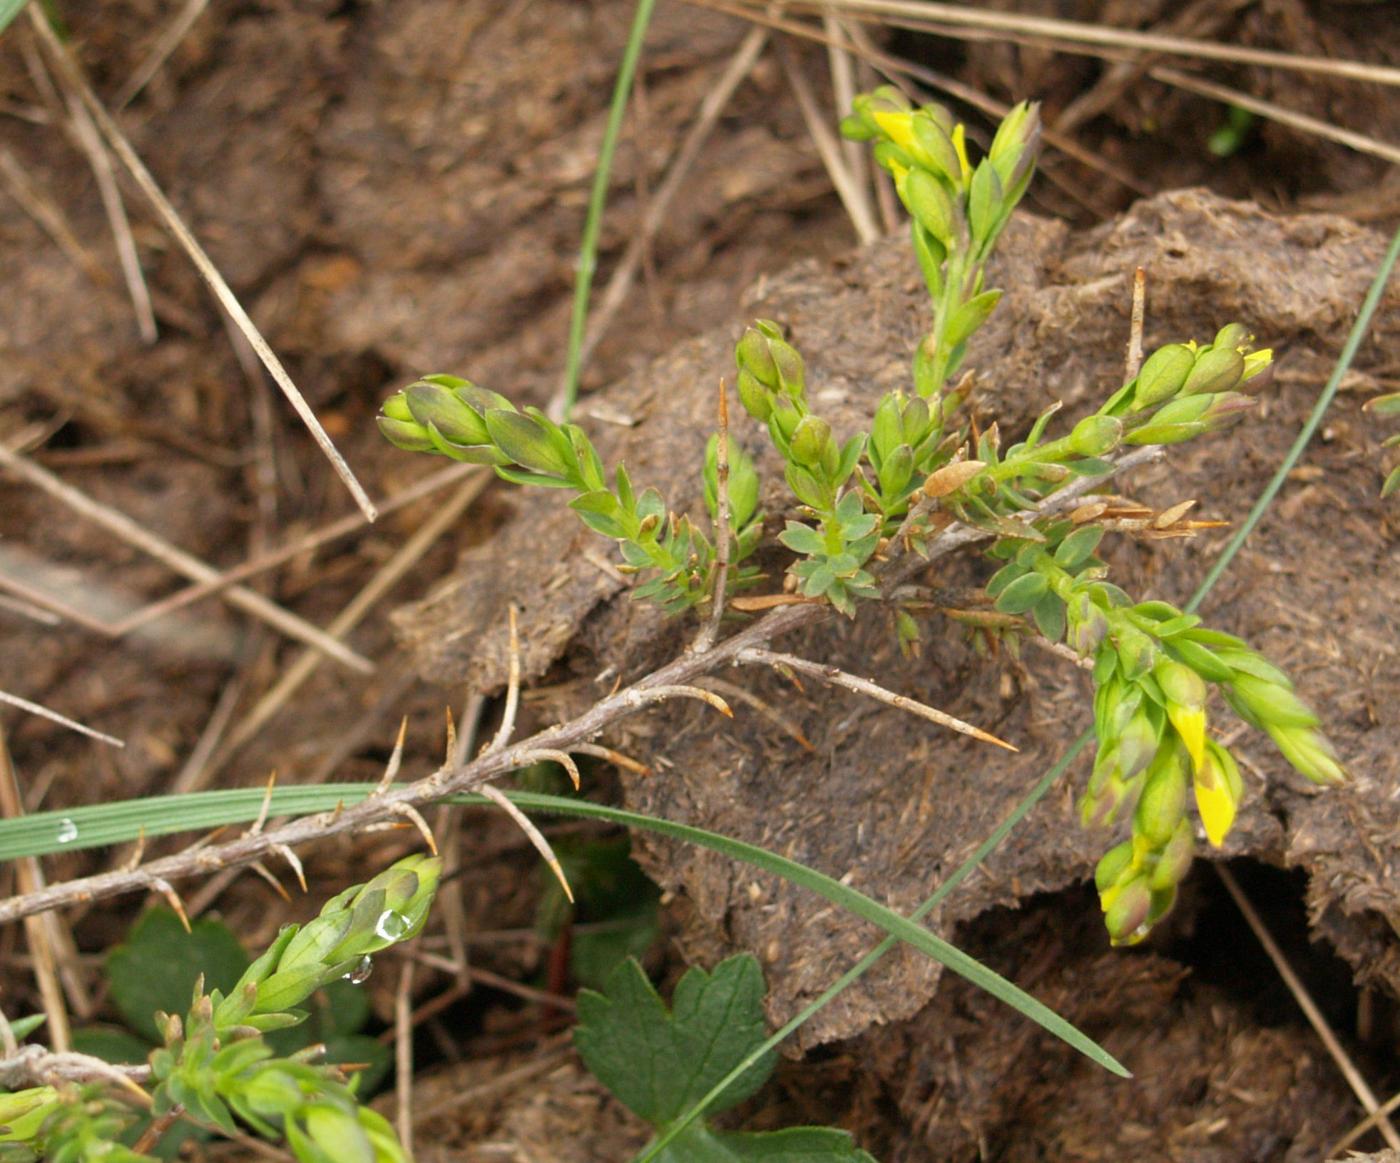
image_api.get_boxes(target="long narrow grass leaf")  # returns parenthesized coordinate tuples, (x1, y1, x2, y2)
(638, 729, 1095, 1160)
(560, 0, 658, 418)
(0, 784, 1126, 1076)
(1186, 222, 1400, 611)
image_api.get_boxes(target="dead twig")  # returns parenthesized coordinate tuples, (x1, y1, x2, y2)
(1217, 865, 1400, 1151)
(0, 448, 1161, 925)
(0, 443, 373, 673)
(0, 690, 124, 749)
(28, 9, 378, 521)
(737, 646, 1016, 750)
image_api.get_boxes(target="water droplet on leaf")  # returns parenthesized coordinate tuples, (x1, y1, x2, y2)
(343, 955, 372, 985)
(55, 819, 79, 844)
(374, 910, 410, 941)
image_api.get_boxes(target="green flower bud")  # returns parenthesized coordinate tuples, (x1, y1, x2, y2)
(1116, 705, 1161, 779)
(789, 414, 834, 472)
(1225, 672, 1318, 730)
(736, 369, 773, 422)
(1066, 590, 1109, 656)
(1068, 414, 1123, 457)
(1103, 875, 1152, 943)
(1125, 391, 1254, 445)
(376, 413, 436, 454)
(1148, 818, 1196, 891)
(483, 409, 571, 477)
(1180, 345, 1245, 397)
(292, 1102, 376, 1163)
(1266, 723, 1347, 786)
(1213, 322, 1251, 352)
(736, 321, 805, 399)
(1113, 623, 1158, 680)
(902, 167, 958, 243)
(1130, 344, 1196, 410)
(1134, 741, 1189, 848)
(402, 380, 491, 446)
(877, 443, 916, 499)
(910, 111, 964, 181)
(1094, 840, 1136, 895)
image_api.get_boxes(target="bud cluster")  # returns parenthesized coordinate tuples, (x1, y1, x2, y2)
(923, 326, 1273, 537)
(1363, 389, 1400, 497)
(736, 321, 879, 615)
(0, 857, 442, 1162)
(379, 376, 764, 615)
(987, 525, 1344, 942)
(842, 88, 1040, 401)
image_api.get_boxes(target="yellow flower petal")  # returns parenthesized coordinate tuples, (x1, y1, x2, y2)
(1167, 705, 1207, 773)
(871, 110, 916, 154)
(1194, 766, 1236, 848)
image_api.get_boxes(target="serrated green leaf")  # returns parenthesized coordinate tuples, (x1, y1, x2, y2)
(652, 1122, 877, 1162)
(574, 956, 777, 1127)
(107, 909, 250, 1044)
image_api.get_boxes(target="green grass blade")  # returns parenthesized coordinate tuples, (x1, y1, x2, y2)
(637, 729, 1095, 1160)
(641, 217, 1400, 1154)
(560, 0, 658, 419)
(1186, 222, 1400, 612)
(0, 0, 27, 38)
(0, 783, 1126, 1077)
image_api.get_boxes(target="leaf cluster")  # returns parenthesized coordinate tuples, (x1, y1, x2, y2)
(0, 856, 440, 1162)
(575, 954, 875, 1162)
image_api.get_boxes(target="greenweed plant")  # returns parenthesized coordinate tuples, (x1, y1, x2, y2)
(1364, 389, 1400, 497)
(378, 87, 1345, 946)
(0, 85, 1364, 1163)
(0, 855, 439, 1161)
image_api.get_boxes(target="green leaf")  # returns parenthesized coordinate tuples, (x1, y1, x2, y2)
(71, 1025, 153, 1065)
(107, 909, 250, 1044)
(0, 0, 27, 38)
(653, 1122, 877, 1161)
(323, 1033, 392, 1095)
(1031, 592, 1066, 643)
(1053, 526, 1103, 569)
(574, 956, 777, 1127)
(993, 571, 1048, 615)
(944, 290, 1002, 348)
(484, 409, 570, 477)
(967, 160, 1004, 246)
(778, 521, 826, 557)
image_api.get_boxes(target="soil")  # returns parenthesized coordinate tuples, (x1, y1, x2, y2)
(2, 0, 1399, 1159)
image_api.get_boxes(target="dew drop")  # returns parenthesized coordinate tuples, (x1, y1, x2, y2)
(55, 818, 79, 845)
(343, 955, 373, 985)
(374, 910, 410, 942)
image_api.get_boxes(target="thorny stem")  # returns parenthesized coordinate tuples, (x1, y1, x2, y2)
(0, 448, 1162, 926)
